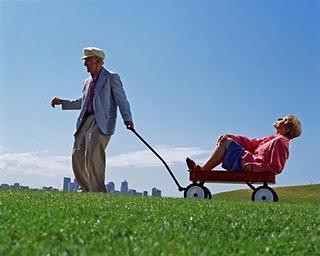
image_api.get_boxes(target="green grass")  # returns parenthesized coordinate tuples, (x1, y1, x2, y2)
(0, 186, 319, 255)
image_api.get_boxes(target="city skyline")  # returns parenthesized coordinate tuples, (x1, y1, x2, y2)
(1, 177, 162, 197)
(62, 176, 162, 196)
(0, 182, 58, 191)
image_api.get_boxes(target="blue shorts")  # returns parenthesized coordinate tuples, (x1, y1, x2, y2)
(222, 141, 245, 171)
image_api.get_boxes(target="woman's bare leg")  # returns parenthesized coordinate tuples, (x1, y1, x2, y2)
(201, 138, 233, 170)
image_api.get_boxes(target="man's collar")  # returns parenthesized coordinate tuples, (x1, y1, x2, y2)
(91, 67, 103, 80)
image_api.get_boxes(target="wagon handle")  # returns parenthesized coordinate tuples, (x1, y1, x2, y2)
(128, 127, 185, 191)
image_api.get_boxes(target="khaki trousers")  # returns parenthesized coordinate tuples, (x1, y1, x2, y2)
(72, 115, 111, 192)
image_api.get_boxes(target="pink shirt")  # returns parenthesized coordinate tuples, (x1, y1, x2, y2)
(228, 134, 290, 174)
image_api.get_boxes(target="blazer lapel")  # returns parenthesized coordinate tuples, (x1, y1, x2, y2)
(84, 78, 92, 95)
(95, 68, 108, 96)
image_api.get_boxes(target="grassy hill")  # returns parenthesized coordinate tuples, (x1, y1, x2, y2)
(213, 184, 320, 202)
(0, 187, 319, 255)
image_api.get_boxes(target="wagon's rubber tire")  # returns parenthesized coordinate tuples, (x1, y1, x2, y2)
(203, 186, 212, 199)
(184, 184, 206, 199)
(251, 185, 279, 202)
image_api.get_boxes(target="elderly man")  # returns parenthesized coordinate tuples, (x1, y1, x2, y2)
(51, 47, 134, 192)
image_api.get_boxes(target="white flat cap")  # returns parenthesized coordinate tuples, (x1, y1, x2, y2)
(81, 47, 105, 60)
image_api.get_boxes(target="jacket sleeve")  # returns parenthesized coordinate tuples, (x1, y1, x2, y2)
(61, 97, 82, 110)
(61, 81, 87, 110)
(110, 73, 133, 122)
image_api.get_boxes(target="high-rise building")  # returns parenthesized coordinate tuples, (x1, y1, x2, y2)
(121, 180, 128, 194)
(106, 182, 115, 193)
(63, 177, 71, 192)
(74, 179, 80, 191)
(68, 182, 75, 192)
(152, 187, 161, 197)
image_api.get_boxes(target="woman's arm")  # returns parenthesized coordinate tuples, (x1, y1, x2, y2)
(228, 134, 267, 152)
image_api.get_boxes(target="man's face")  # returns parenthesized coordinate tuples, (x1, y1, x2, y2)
(84, 57, 99, 73)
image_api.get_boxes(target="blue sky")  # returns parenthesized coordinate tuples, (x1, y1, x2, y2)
(1, 0, 319, 197)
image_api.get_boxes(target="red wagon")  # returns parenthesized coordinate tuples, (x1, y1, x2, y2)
(186, 170, 278, 201)
(130, 127, 279, 202)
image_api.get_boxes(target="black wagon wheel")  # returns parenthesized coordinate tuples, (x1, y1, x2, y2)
(251, 185, 279, 202)
(203, 186, 212, 199)
(184, 183, 206, 199)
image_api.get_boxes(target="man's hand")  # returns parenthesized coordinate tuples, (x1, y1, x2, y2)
(125, 121, 134, 129)
(51, 97, 63, 108)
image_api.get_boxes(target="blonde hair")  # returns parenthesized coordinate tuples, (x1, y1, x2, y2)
(284, 114, 302, 139)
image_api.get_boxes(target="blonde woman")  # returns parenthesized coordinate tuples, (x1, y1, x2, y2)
(186, 115, 302, 174)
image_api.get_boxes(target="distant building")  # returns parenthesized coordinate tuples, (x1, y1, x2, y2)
(106, 182, 115, 193)
(121, 180, 128, 194)
(68, 182, 75, 192)
(42, 186, 55, 191)
(73, 179, 80, 191)
(1, 183, 29, 190)
(62, 177, 80, 192)
(143, 191, 148, 196)
(0, 184, 10, 189)
(152, 187, 161, 197)
(128, 189, 136, 196)
(68, 179, 79, 192)
(63, 177, 71, 192)
(13, 183, 20, 189)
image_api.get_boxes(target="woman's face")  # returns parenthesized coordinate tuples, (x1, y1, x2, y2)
(273, 116, 290, 135)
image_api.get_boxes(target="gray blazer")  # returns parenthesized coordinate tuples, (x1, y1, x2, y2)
(62, 68, 133, 135)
